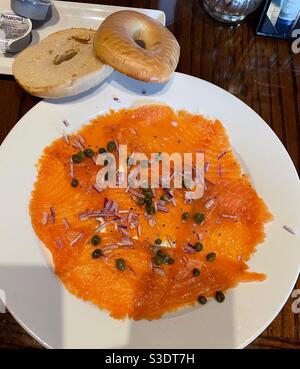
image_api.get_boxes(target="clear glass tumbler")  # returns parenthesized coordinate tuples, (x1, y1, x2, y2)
(203, 0, 265, 24)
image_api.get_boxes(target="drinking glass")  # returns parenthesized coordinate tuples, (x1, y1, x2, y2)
(203, 0, 265, 24)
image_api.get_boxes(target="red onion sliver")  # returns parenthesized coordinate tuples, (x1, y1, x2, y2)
(79, 210, 110, 220)
(41, 211, 48, 226)
(129, 213, 138, 228)
(63, 217, 70, 230)
(79, 212, 89, 221)
(104, 198, 111, 210)
(137, 224, 142, 238)
(55, 238, 63, 249)
(49, 207, 55, 224)
(197, 232, 203, 241)
(218, 164, 222, 178)
(217, 151, 227, 160)
(103, 198, 109, 209)
(167, 236, 174, 248)
(149, 260, 154, 271)
(148, 217, 156, 227)
(110, 201, 118, 213)
(70, 159, 74, 178)
(205, 198, 215, 209)
(102, 244, 119, 253)
(121, 237, 132, 242)
(171, 197, 177, 206)
(129, 189, 145, 199)
(95, 220, 114, 232)
(221, 214, 239, 220)
(119, 239, 134, 246)
(118, 210, 129, 214)
(153, 267, 166, 277)
(63, 132, 70, 144)
(102, 249, 113, 255)
(72, 137, 85, 151)
(74, 142, 84, 151)
(128, 212, 133, 223)
(72, 141, 80, 150)
(77, 137, 85, 149)
(77, 135, 85, 145)
(164, 188, 173, 198)
(283, 225, 297, 235)
(70, 232, 83, 247)
(157, 204, 169, 213)
(104, 212, 121, 219)
(204, 161, 210, 173)
(158, 199, 167, 206)
(127, 265, 136, 275)
(171, 120, 178, 127)
(184, 248, 196, 254)
(119, 228, 130, 237)
(184, 243, 196, 254)
(105, 244, 119, 250)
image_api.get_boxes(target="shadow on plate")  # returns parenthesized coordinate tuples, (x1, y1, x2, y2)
(0, 261, 237, 348)
(45, 71, 173, 106)
(0, 265, 62, 348)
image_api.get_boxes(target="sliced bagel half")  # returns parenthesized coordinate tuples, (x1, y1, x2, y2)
(13, 28, 113, 99)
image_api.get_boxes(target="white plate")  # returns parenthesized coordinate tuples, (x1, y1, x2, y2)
(0, 0, 165, 75)
(0, 72, 299, 349)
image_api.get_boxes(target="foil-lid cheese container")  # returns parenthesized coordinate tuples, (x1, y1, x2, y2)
(0, 12, 32, 53)
(12, 0, 52, 21)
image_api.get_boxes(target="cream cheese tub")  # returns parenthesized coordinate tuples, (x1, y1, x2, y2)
(0, 12, 32, 53)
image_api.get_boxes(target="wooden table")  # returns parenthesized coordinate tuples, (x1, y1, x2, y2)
(0, 0, 299, 349)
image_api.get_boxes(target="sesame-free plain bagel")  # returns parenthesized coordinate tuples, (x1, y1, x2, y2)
(93, 11, 180, 83)
(13, 28, 113, 99)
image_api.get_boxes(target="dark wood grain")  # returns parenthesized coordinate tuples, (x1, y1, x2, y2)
(0, 0, 299, 349)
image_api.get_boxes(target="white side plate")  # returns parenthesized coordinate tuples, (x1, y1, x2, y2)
(0, 0, 165, 75)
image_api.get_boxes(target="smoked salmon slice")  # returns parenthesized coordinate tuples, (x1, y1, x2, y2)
(30, 105, 272, 320)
